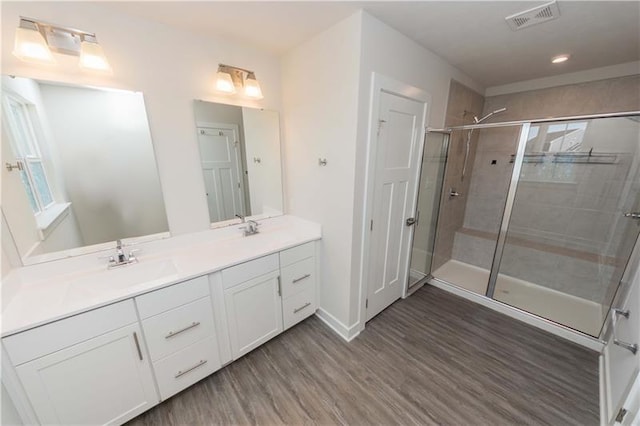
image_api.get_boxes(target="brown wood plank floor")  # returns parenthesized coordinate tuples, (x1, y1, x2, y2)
(127, 285, 599, 426)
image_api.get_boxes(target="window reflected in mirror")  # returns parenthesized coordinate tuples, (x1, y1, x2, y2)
(1, 76, 169, 264)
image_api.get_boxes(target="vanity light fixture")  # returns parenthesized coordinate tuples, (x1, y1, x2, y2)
(13, 17, 112, 73)
(215, 64, 264, 99)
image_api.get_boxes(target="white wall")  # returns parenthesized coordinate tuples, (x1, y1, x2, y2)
(241, 108, 284, 216)
(282, 10, 483, 330)
(1, 1, 282, 248)
(282, 12, 363, 325)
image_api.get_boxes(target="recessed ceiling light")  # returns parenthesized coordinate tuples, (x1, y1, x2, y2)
(551, 54, 570, 64)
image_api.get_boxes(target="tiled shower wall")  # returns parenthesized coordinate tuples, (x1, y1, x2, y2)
(483, 75, 640, 121)
(431, 80, 484, 271)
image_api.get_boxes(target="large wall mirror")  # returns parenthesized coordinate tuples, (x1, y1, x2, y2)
(193, 100, 283, 225)
(1, 76, 169, 265)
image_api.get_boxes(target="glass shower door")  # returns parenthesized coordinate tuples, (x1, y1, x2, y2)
(430, 126, 521, 295)
(408, 132, 448, 287)
(493, 116, 640, 337)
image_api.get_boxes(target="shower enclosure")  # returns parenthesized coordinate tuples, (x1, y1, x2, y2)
(410, 112, 640, 338)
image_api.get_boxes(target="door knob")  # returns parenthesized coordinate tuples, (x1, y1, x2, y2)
(406, 217, 416, 226)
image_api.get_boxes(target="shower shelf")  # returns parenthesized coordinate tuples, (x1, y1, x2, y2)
(509, 151, 619, 165)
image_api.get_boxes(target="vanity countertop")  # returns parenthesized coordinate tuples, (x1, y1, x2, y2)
(1, 215, 321, 337)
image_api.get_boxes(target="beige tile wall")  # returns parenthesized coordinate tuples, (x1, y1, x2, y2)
(483, 75, 640, 121)
(431, 80, 484, 271)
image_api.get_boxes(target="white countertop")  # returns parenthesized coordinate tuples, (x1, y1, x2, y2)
(1, 215, 321, 337)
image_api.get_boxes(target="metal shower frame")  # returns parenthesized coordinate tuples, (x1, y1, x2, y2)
(424, 110, 640, 342)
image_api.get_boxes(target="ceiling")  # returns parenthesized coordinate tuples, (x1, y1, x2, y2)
(104, 1, 640, 88)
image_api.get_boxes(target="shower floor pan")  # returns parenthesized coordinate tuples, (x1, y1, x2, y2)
(433, 259, 603, 336)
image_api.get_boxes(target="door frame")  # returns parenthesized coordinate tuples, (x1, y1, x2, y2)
(356, 72, 431, 332)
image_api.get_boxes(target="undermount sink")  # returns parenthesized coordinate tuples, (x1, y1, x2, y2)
(66, 259, 179, 300)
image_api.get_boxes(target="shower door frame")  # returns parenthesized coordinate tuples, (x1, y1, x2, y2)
(427, 110, 640, 347)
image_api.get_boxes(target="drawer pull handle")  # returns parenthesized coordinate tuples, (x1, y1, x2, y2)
(294, 302, 311, 314)
(133, 332, 143, 361)
(166, 321, 200, 339)
(175, 359, 208, 378)
(292, 274, 311, 284)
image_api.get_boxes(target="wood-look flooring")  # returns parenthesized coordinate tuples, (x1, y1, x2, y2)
(127, 285, 600, 425)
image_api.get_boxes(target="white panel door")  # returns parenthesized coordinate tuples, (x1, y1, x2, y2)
(367, 91, 425, 321)
(198, 126, 244, 222)
(224, 270, 283, 359)
(16, 323, 158, 425)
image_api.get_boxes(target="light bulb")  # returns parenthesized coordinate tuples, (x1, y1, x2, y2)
(244, 73, 263, 99)
(13, 26, 55, 64)
(79, 41, 112, 72)
(216, 71, 236, 93)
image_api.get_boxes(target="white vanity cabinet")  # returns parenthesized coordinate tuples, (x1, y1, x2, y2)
(223, 254, 283, 358)
(280, 242, 317, 330)
(3, 301, 158, 425)
(222, 242, 317, 360)
(1, 228, 321, 426)
(135, 275, 222, 400)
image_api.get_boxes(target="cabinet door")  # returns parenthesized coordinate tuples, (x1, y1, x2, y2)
(16, 323, 158, 425)
(224, 271, 283, 358)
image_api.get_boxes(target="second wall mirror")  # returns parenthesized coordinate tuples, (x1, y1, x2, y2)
(193, 100, 283, 226)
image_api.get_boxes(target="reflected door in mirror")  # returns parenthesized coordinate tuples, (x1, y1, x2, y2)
(193, 100, 283, 227)
(197, 126, 245, 222)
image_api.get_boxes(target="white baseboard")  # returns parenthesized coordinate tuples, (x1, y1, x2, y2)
(428, 278, 604, 352)
(315, 308, 360, 342)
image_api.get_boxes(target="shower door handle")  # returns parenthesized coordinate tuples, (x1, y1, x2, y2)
(406, 217, 416, 226)
(623, 212, 640, 219)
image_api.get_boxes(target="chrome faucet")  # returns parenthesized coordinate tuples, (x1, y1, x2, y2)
(107, 239, 139, 268)
(244, 220, 260, 236)
(236, 214, 259, 236)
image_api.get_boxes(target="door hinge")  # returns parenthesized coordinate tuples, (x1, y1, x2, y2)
(616, 408, 628, 423)
(365, 299, 368, 309)
(370, 220, 373, 231)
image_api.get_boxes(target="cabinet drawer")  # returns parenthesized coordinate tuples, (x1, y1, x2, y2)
(153, 336, 220, 400)
(281, 257, 315, 299)
(142, 297, 216, 361)
(136, 275, 209, 319)
(222, 254, 279, 289)
(3, 300, 137, 366)
(280, 242, 314, 268)
(282, 286, 316, 330)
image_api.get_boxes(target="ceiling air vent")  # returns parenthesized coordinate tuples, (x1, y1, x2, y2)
(505, 0, 560, 31)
